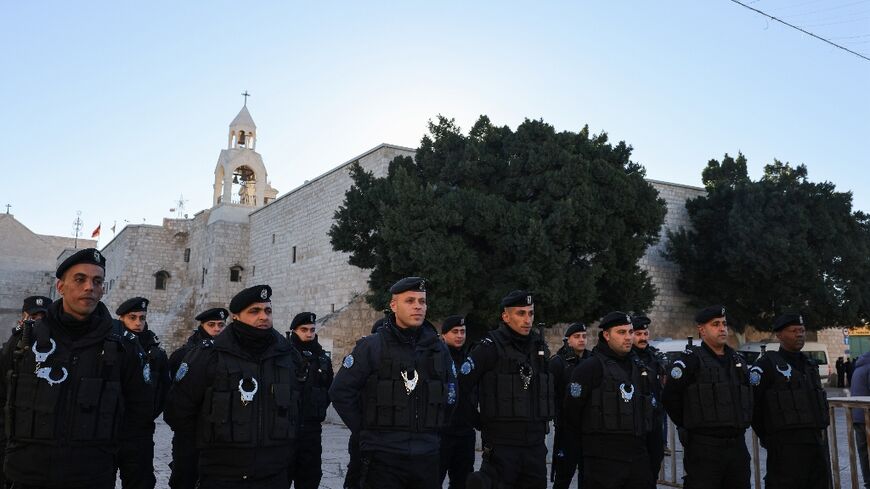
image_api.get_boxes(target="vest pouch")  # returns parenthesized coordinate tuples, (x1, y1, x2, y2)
(229, 393, 254, 443)
(601, 384, 620, 431)
(538, 373, 554, 419)
(738, 384, 751, 426)
(95, 380, 121, 440)
(497, 374, 514, 417)
(424, 381, 444, 429)
(714, 383, 734, 423)
(511, 376, 530, 418)
(208, 390, 232, 443)
(71, 377, 101, 440)
(694, 383, 716, 424)
(391, 381, 410, 429)
(311, 386, 328, 421)
(480, 375, 498, 418)
(9, 370, 35, 439)
(376, 380, 396, 427)
(32, 376, 63, 440)
(269, 383, 293, 440)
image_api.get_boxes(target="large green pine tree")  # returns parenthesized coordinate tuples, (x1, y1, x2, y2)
(330, 115, 667, 332)
(665, 153, 870, 332)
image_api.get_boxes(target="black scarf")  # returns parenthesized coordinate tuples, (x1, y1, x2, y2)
(230, 320, 276, 356)
(54, 300, 108, 341)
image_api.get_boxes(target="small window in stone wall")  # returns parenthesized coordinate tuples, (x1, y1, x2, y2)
(201, 268, 207, 287)
(292, 246, 297, 263)
(272, 234, 276, 244)
(252, 266, 256, 277)
(184, 248, 191, 262)
(230, 265, 243, 283)
(154, 270, 170, 290)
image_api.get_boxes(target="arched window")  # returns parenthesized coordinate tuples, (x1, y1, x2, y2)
(230, 265, 244, 283)
(154, 270, 170, 290)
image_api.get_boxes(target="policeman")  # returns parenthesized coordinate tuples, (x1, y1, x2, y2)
(565, 312, 654, 489)
(549, 322, 590, 489)
(0, 248, 151, 489)
(329, 277, 456, 489)
(164, 285, 302, 489)
(16, 295, 52, 330)
(631, 314, 668, 484)
(460, 290, 554, 489)
(166, 307, 228, 489)
(287, 312, 334, 489)
(750, 313, 830, 489)
(662, 306, 752, 489)
(439, 315, 475, 489)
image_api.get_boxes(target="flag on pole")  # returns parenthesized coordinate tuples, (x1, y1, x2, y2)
(91, 223, 101, 238)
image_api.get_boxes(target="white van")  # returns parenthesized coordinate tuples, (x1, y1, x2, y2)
(649, 337, 697, 365)
(738, 341, 830, 385)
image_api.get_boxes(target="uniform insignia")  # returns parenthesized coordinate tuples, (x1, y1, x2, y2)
(460, 358, 474, 375)
(141, 301, 147, 309)
(238, 377, 259, 405)
(569, 382, 582, 398)
(447, 382, 457, 405)
(35, 298, 43, 306)
(651, 395, 658, 407)
(260, 288, 268, 300)
(721, 307, 726, 316)
(626, 314, 631, 323)
(401, 369, 418, 394)
(94, 250, 101, 261)
(310, 313, 316, 323)
(619, 383, 634, 402)
(749, 370, 761, 386)
(175, 362, 189, 382)
(219, 311, 225, 319)
(143, 363, 152, 384)
(419, 280, 426, 291)
(36, 366, 68, 386)
(451, 361, 457, 378)
(670, 366, 683, 379)
(342, 354, 354, 369)
(674, 360, 687, 369)
(526, 295, 532, 305)
(776, 363, 793, 380)
(799, 315, 804, 325)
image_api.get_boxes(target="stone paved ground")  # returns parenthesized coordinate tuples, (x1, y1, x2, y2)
(134, 386, 866, 489)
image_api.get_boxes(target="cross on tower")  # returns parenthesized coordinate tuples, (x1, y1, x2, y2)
(241, 90, 251, 106)
(4, 204, 10, 214)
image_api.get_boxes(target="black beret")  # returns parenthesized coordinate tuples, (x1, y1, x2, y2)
(501, 290, 534, 309)
(695, 305, 726, 325)
(229, 285, 272, 314)
(22, 296, 52, 314)
(564, 322, 587, 338)
(56, 248, 106, 279)
(389, 277, 427, 294)
(116, 297, 149, 316)
(291, 312, 317, 330)
(773, 313, 805, 332)
(371, 318, 386, 334)
(599, 311, 632, 330)
(195, 308, 228, 322)
(631, 315, 651, 330)
(441, 315, 465, 334)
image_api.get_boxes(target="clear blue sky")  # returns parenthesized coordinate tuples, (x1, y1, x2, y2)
(2, 1, 868, 245)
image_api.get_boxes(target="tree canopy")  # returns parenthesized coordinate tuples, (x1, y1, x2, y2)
(330, 115, 666, 332)
(665, 153, 870, 332)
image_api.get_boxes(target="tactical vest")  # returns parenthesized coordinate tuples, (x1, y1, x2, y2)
(761, 351, 829, 432)
(6, 320, 126, 446)
(300, 349, 332, 423)
(581, 353, 654, 436)
(479, 331, 555, 423)
(197, 349, 299, 448)
(682, 346, 752, 430)
(362, 330, 449, 433)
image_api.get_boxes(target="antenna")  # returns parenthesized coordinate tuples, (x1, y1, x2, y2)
(72, 211, 83, 248)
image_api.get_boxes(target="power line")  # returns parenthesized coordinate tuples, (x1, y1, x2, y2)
(730, 0, 870, 62)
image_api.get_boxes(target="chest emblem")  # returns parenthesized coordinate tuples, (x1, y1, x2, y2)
(569, 382, 582, 398)
(670, 366, 683, 380)
(401, 369, 418, 395)
(143, 363, 152, 384)
(238, 377, 259, 406)
(749, 370, 762, 386)
(460, 358, 474, 375)
(519, 363, 533, 390)
(35, 366, 68, 386)
(776, 363, 792, 380)
(619, 383, 635, 403)
(32, 338, 57, 363)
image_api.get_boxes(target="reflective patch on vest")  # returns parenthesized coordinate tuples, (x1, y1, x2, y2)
(670, 366, 683, 380)
(651, 394, 658, 407)
(448, 382, 457, 405)
(569, 382, 582, 398)
(452, 361, 457, 379)
(460, 358, 475, 375)
(342, 354, 354, 369)
(175, 362, 189, 382)
(749, 370, 761, 386)
(556, 449, 565, 458)
(143, 363, 152, 384)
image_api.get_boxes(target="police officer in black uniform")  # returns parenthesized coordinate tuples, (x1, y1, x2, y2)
(0, 248, 151, 489)
(166, 307, 228, 489)
(549, 322, 590, 489)
(114, 297, 170, 489)
(461, 290, 554, 489)
(662, 306, 753, 489)
(329, 277, 456, 489)
(565, 312, 654, 489)
(15, 295, 52, 330)
(750, 313, 830, 489)
(164, 285, 302, 489)
(287, 312, 334, 489)
(630, 314, 668, 484)
(439, 315, 475, 489)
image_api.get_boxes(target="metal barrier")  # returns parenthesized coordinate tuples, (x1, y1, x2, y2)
(656, 396, 870, 489)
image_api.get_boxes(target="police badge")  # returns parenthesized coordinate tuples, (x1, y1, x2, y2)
(342, 354, 354, 369)
(460, 358, 474, 375)
(670, 366, 683, 380)
(175, 362, 189, 382)
(143, 363, 152, 384)
(569, 382, 582, 398)
(749, 370, 762, 386)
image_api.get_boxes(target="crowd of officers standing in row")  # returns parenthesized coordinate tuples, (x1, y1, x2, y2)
(0, 247, 833, 489)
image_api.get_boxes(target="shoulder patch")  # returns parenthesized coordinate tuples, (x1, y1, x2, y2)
(342, 354, 354, 369)
(670, 366, 683, 380)
(674, 360, 687, 369)
(749, 370, 762, 386)
(175, 362, 189, 382)
(460, 358, 475, 375)
(569, 382, 582, 398)
(451, 361, 457, 378)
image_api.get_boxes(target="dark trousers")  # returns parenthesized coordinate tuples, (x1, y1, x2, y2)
(168, 433, 199, 489)
(197, 470, 287, 489)
(646, 417, 665, 484)
(344, 431, 362, 489)
(855, 424, 870, 489)
(683, 433, 750, 489)
(116, 436, 156, 489)
(552, 429, 583, 489)
(440, 432, 476, 489)
(363, 451, 440, 489)
(583, 454, 651, 489)
(473, 442, 547, 489)
(764, 439, 829, 489)
(289, 427, 323, 489)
